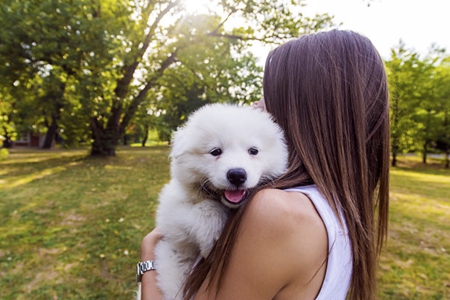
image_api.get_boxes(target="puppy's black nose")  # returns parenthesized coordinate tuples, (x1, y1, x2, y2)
(227, 168, 247, 187)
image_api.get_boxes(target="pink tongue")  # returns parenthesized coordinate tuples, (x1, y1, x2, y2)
(224, 190, 246, 203)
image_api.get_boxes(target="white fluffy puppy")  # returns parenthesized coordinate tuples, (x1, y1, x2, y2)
(154, 103, 288, 299)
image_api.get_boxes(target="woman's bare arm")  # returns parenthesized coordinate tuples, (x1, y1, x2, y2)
(140, 229, 164, 300)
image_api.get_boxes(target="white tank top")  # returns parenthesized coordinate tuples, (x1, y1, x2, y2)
(285, 185, 352, 300)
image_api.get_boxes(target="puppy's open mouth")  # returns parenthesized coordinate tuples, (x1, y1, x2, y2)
(223, 190, 247, 207)
(200, 181, 249, 209)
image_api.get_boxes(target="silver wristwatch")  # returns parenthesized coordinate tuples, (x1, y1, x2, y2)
(136, 260, 156, 282)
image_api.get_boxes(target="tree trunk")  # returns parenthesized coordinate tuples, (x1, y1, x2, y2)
(90, 134, 116, 156)
(141, 124, 149, 147)
(422, 110, 432, 164)
(390, 92, 400, 168)
(392, 152, 397, 167)
(42, 114, 58, 149)
(90, 118, 117, 156)
(42, 81, 65, 149)
(422, 141, 427, 164)
(391, 140, 399, 167)
(443, 109, 449, 169)
(446, 150, 449, 169)
(2, 138, 13, 148)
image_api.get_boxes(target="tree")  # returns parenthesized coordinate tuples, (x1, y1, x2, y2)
(410, 52, 441, 164)
(385, 43, 424, 166)
(147, 14, 265, 141)
(0, 87, 15, 148)
(433, 57, 450, 168)
(1, 0, 334, 155)
(86, 0, 334, 155)
(386, 42, 450, 167)
(0, 77, 43, 148)
(0, 0, 93, 148)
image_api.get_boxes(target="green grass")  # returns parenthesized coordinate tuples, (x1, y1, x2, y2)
(0, 146, 170, 299)
(1, 148, 449, 299)
(378, 156, 450, 300)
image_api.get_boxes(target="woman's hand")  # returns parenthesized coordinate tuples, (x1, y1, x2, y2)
(140, 227, 164, 300)
(252, 97, 266, 111)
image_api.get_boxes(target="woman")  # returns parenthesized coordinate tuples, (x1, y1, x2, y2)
(140, 29, 390, 300)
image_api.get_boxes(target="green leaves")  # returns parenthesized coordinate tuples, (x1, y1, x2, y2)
(0, 0, 335, 154)
(386, 42, 450, 166)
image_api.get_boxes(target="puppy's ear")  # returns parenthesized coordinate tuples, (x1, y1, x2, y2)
(170, 126, 188, 159)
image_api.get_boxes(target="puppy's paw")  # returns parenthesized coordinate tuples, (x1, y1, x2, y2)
(192, 201, 229, 258)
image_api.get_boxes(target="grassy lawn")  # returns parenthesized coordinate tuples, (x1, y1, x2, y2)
(379, 157, 450, 300)
(1, 147, 449, 299)
(0, 146, 170, 299)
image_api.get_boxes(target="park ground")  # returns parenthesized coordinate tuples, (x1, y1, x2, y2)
(0, 147, 449, 299)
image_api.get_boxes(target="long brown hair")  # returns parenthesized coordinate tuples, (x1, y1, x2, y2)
(184, 30, 390, 300)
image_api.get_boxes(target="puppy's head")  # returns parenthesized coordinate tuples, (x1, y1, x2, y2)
(170, 103, 288, 208)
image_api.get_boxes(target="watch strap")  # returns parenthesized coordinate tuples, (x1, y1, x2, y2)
(136, 260, 156, 282)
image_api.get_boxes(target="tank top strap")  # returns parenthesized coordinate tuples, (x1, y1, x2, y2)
(284, 185, 352, 300)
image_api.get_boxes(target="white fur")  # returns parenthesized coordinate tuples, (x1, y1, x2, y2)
(154, 103, 288, 299)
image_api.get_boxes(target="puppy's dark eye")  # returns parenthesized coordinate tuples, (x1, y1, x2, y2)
(248, 147, 259, 155)
(210, 148, 222, 156)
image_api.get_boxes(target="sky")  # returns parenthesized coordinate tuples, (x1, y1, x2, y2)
(256, 0, 450, 61)
(307, 0, 449, 58)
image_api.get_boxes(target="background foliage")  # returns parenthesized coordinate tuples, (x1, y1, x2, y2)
(385, 43, 450, 167)
(0, 0, 333, 155)
(1, 0, 449, 166)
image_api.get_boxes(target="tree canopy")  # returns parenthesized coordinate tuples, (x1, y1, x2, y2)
(386, 42, 450, 167)
(0, 0, 334, 155)
(2, 1, 449, 166)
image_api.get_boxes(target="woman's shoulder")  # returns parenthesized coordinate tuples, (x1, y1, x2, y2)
(224, 188, 328, 299)
(245, 188, 325, 236)
(241, 188, 328, 269)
